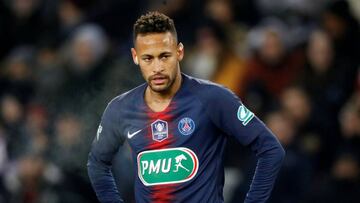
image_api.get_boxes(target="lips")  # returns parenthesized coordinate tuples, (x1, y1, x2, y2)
(150, 75, 168, 85)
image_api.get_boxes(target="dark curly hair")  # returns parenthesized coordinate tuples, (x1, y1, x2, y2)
(133, 11, 177, 44)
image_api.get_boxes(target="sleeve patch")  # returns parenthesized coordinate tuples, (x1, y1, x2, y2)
(96, 124, 103, 141)
(237, 104, 254, 126)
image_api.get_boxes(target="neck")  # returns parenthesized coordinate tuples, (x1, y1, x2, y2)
(144, 72, 182, 112)
(147, 72, 182, 101)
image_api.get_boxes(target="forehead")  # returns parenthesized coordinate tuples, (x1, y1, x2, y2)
(135, 32, 177, 54)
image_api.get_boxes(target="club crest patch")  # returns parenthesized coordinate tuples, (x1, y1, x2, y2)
(178, 117, 195, 135)
(151, 119, 168, 142)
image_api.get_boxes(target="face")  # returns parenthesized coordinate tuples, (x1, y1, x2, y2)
(307, 31, 333, 73)
(131, 32, 184, 93)
(260, 30, 284, 65)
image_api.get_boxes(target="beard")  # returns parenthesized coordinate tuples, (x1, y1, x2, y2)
(147, 73, 176, 93)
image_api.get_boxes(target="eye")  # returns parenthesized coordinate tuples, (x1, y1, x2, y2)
(161, 55, 170, 60)
(143, 57, 152, 62)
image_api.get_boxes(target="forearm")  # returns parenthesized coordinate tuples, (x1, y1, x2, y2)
(245, 130, 285, 203)
(88, 152, 123, 203)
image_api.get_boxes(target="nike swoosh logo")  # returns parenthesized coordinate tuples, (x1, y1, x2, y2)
(127, 129, 142, 139)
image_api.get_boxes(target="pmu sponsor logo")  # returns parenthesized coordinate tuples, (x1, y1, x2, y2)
(137, 147, 199, 186)
(237, 104, 254, 126)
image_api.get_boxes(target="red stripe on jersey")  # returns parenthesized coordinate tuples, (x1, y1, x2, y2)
(146, 103, 175, 150)
(151, 184, 177, 203)
(145, 102, 177, 203)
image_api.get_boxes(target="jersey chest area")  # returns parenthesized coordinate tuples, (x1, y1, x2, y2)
(121, 98, 211, 152)
(117, 88, 227, 187)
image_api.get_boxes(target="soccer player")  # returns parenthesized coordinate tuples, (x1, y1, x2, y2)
(87, 11, 285, 203)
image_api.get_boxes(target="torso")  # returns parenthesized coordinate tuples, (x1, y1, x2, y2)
(116, 74, 227, 203)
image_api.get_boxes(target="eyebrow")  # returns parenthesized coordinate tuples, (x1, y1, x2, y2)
(159, 52, 172, 56)
(140, 54, 153, 58)
(141, 51, 172, 58)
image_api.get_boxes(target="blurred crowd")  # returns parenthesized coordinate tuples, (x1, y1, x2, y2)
(0, 0, 359, 203)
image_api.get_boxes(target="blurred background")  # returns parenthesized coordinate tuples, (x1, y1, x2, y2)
(0, 0, 359, 202)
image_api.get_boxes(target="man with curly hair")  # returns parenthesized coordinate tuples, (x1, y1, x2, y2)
(88, 11, 285, 203)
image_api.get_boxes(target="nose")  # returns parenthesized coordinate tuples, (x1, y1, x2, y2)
(153, 59, 164, 73)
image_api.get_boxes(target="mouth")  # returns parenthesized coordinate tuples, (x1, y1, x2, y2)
(150, 75, 168, 85)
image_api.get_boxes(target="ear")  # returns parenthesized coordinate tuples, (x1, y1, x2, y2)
(131, 48, 139, 65)
(177, 42, 184, 61)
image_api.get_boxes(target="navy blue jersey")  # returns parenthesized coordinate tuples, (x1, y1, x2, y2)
(88, 74, 285, 203)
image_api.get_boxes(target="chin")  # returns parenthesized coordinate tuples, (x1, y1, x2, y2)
(149, 84, 170, 93)
(151, 87, 169, 93)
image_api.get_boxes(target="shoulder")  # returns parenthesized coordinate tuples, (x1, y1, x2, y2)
(109, 83, 146, 105)
(105, 83, 146, 113)
(184, 74, 236, 101)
